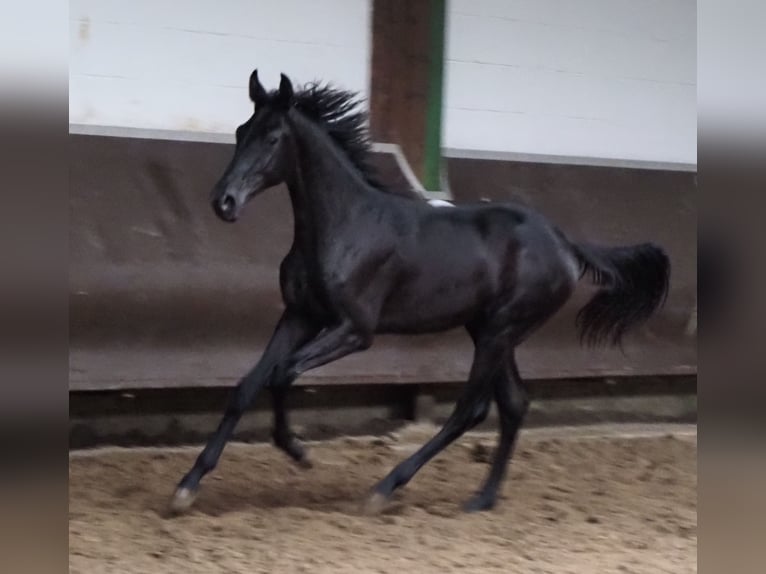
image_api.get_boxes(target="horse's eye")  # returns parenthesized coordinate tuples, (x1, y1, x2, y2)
(268, 135, 279, 146)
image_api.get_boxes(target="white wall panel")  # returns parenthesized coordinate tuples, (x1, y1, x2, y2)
(445, 0, 696, 165)
(70, 0, 372, 133)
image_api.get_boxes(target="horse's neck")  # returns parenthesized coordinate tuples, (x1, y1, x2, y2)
(285, 116, 373, 248)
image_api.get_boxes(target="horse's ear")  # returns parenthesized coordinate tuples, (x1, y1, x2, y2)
(249, 69, 267, 104)
(277, 73, 294, 108)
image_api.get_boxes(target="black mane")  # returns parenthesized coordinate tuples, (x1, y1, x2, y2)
(289, 83, 393, 194)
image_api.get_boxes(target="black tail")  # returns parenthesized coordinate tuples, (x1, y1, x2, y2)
(572, 242, 671, 346)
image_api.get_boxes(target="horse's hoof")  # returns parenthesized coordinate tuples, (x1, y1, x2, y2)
(276, 435, 313, 469)
(169, 487, 198, 514)
(295, 455, 313, 470)
(284, 441, 312, 469)
(462, 494, 496, 513)
(361, 492, 389, 515)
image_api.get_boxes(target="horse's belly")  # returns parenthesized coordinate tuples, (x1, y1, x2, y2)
(377, 309, 473, 334)
(377, 273, 492, 334)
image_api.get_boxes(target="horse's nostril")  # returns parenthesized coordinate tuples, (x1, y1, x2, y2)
(221, 195, 235, 214)
(213, 193, 238, 222)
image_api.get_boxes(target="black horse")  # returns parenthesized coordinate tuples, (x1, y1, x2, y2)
(171, 71, 670, 514)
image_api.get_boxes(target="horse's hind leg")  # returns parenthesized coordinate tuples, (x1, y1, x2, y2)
(463, 349, 529, 512)
(363, 336, 502, 513)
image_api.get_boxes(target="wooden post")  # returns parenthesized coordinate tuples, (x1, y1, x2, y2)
(369, 0, 446, 191)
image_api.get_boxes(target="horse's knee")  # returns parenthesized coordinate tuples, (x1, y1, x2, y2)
(274, 359, 302, 386)
(347, 330, 373, 351)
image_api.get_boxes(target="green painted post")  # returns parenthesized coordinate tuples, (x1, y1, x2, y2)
(423, 0, 446, 192)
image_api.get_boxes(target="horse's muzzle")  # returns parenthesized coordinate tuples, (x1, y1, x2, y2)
(212, 194, 238, 222)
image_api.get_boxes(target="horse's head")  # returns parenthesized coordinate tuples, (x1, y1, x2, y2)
(211, 70, 295, 222)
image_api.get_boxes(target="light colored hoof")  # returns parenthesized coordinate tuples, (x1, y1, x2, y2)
(169, 487, 197, 514)
(361, 492, 389, 516)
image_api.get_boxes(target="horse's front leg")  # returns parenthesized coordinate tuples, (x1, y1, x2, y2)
(284, 320, 373, 378)
(271, 384, 312, 468)
(170, 311, 316, 513)
(269, 316, 375, 466)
